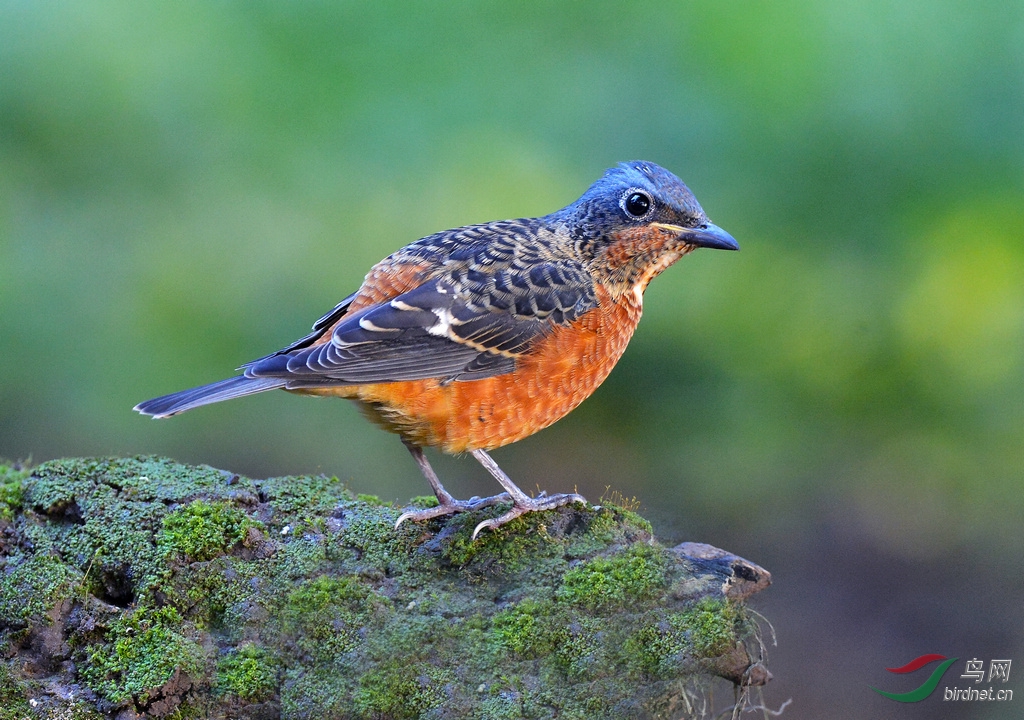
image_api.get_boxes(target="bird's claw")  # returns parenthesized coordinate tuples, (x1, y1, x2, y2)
(471, 492, 587, 539)
(395, 492, 511, 529)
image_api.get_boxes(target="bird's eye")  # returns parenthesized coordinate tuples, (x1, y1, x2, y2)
(622, 190, 653, 219)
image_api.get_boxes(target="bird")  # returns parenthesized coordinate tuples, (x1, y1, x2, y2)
(135, 161, 738, 538)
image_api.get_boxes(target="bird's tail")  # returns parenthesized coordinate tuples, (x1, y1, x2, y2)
(134, 376, 286, 418)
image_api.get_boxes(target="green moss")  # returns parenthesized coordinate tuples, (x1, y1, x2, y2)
(601, 504, 653, 537)
(409, 495, 440, 508)
(0, 662, 31, 720)
(284, 576, 381, 658)
(492, 603, 607, 679)
(80, 605, 205, 705)
(0, 552, 79, 623)
(257, 473, 352, 516)
(202, 562, 262, 633)
(280, 664, 355, 718)
(366, 611, 450, 662)
(22, 456, 240, 605)
(158, 499, 257, 562)
(43, 701, 108, 720)
(215, 644, 278, 702)
(556, 542, 667, 610)
(623, 599, 742, 679)
(477, 694, 523, 720)
(158, 554, 273, 637)
(0, 462, 27, 522)
(355, 493, 386, 505)
(622, 624, 679, 678)
(675, 597, 741, 657)
(162, 704, 203, 720)
(354, 660, 454, 719)
(438, 508, 558, 569)
(335, 504, 410, 572)
(562, 505, 652, 558)
(552, 619, 603, 678)
(593, 490, 653, 538)
(287, 575, 371, 616)
(491, 599, 554, 658)
(26, 457, 239, 511)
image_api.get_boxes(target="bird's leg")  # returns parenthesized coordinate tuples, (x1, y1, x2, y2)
(406, 442, 457, 506)
(469, 449, 586, 539)
(394, 442, 510, 529)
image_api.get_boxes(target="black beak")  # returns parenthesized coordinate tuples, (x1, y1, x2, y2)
(682, 222, 739, 251)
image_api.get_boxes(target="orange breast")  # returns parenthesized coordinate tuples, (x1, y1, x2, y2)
(299, 286, 643, 453)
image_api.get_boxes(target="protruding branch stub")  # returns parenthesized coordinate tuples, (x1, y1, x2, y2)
(673, 541, 772, 601)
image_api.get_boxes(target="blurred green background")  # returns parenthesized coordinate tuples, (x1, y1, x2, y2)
(2, 1, 1022, 717)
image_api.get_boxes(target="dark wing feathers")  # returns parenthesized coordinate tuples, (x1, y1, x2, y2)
(450, 312, 538, 355)
(244, 253, 597, 386)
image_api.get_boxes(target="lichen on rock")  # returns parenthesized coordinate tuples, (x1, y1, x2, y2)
(0, 456, 772, 719)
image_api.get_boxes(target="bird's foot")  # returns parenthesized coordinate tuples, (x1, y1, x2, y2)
(395, 492, 511, 529)
(472, 492, 587, 539)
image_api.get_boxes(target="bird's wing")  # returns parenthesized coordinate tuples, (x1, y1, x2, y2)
(243, 260, 597, 386)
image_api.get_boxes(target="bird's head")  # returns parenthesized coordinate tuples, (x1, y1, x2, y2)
(558, 161, 738, 290)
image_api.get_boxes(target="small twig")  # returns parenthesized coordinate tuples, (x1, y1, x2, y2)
(76, 548, 101, 596)
(713, 697, 792, 719)
(748, 608, 778, 647)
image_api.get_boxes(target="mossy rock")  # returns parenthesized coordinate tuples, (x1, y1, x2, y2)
(0, 457, 772, 719)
